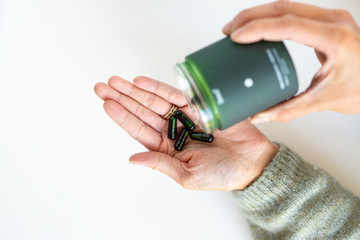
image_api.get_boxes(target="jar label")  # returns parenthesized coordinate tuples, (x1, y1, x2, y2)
(265, 47, 291, 90)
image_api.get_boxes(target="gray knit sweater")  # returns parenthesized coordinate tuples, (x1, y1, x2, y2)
(233, 144, 360, 239)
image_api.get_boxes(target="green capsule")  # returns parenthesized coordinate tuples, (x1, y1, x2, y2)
(168, 116, 177, 140)
(175, 110, 195, 130)
(174, 127, 189, 151)
(190, 132, 214, 142)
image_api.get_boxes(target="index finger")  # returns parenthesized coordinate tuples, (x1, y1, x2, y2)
(223, 1, 356, 34)
(230, 15, 347, 55)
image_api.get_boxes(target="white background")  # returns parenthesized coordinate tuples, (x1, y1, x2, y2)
(1, 0, 360, 239)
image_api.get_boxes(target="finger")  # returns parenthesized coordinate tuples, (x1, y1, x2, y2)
(230, 15, 345, 55)
(250, 91, 320, 124)
(108, 76, 173, 116)
(133, 76, 187, 107)
(132, 76, 195, 119)
(129, 151, 186, 186)
(94, 82, 117, 100)
(223, 1, 355, 34)
(95, 82, 167, 132)
(315, 50, 327, 64)
(103, 100, 162, 151)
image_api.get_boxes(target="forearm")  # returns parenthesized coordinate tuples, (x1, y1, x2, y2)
(233, 144, 360, 239)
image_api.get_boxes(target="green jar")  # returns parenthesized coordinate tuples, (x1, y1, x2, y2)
(174, 37, 298, 133)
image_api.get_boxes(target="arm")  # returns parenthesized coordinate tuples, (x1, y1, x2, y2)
(233, 144, 360, 239)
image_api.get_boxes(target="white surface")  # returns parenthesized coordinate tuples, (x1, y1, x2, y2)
(1, 0, 360, 239)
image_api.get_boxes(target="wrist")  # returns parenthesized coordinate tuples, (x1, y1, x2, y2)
(241, 141, 279, 190)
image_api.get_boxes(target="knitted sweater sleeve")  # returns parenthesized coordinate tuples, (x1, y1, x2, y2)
(232, 144, 360, 240)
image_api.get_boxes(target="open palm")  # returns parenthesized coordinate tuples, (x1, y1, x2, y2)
(94, 76, 277, 191)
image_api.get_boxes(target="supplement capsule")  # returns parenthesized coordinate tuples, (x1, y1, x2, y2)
(174, 127, 189, 151)
(190, 132, 214, 142)
(168, 116, 177, 140)
(175, 110, 195, 130)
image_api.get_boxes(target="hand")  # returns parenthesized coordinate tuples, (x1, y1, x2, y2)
(94, 76, 278, 191)
(223, 1, 360, 124)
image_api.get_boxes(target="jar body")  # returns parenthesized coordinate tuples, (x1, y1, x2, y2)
(174, 37, 298, 133)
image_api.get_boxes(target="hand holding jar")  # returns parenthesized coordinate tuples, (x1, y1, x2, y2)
(223, 1, 360, 124)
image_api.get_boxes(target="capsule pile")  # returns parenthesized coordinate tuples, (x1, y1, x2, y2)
(168, 110, 214, 151)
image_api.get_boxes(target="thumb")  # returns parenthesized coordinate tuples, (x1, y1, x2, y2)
(129, 151, 185, 185)
(250, 92, 318, 124)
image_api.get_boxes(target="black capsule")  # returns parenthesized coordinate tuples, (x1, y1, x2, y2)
(175, 110, 195, 131)
(190, 132, 214, 142)
(168, 116, 177, 140)
(174, 127, 190, 151)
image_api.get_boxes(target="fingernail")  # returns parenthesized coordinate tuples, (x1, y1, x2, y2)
(231, 27, 245, 38)
(129, 156, 148, 165)
(222, 21, 233, 33)
(251, 116, 270, 125)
